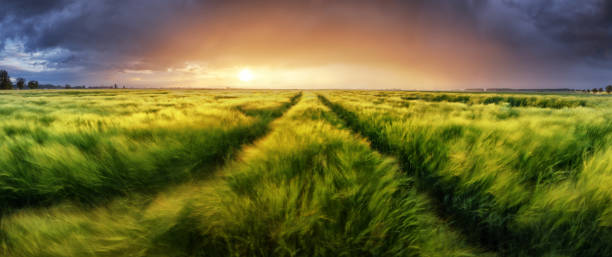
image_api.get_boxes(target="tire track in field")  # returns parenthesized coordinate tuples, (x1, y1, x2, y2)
(0, 93, 304, 256)
(0, 92, 302, 216)
(317, 94, 506, 256)
(206, 92, 303, 175)
(147, 92, 491, 257)
(194, 91, 304, 173)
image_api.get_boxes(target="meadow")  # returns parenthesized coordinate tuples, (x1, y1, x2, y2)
(0, 89, 611, 256)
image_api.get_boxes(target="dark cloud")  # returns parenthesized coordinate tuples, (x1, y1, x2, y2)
(504, 0, 612, 59)
(1, 0, 197, 71)
(0, 0, 69, 17)
(0, 0, 611, 88)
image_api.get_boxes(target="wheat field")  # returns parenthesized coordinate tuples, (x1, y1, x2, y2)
(1, 89, 611, 256)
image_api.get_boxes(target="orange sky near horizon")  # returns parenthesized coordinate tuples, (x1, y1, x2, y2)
(105, 1, 550, 89)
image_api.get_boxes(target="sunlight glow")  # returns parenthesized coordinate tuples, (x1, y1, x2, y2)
(238, 68, 254, 82)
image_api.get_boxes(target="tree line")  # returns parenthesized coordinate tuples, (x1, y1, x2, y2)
(582, 86, 612, 94)
(1, 68, 611, 92)
(0, 70, 39, 89)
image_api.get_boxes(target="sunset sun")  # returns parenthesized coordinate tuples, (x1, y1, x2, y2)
(238, 68, 254, 82)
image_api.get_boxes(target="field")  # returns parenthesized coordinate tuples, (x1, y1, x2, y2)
(0, 89, 611, 256)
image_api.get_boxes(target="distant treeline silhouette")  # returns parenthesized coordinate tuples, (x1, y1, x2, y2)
(1, 69, 610, 92)
(0, 70, 39, 89)
(584, 86, 612, 94)
(0, 69, 89, 90)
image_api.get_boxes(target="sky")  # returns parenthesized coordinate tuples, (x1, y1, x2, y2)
(0, 0, 611, 89)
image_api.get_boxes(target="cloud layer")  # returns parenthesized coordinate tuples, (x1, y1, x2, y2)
(1, 0, 611, 88)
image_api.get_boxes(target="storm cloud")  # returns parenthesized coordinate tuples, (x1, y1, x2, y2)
(0, 0, 611, 88)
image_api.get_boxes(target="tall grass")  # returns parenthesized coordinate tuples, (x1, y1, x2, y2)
(0, 93, 490, 257)
(320, 91, 612, 256)
(145, 93, 490, 256)
(3, 89, 608, 256)
(398, 92, 591, 108)
(0, 90, 300, 211)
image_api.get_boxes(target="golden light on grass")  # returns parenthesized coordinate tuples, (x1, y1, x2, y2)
(238, 68, 254, 82)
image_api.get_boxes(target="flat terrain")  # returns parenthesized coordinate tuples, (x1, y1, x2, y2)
(0, 89, 611, 256)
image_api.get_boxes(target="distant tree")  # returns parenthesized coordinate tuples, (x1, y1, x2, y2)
(0, 70, 13, 90)
(593, 88, 599, 93)
(27, 80, 39, 89)
(65, 84, 71, 89)
(606, 85, 612, 94)
(15, 78, 25, 89)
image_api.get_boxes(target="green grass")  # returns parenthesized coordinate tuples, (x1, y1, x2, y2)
(320, 91, 612, 256)
(0, 92, 491, 257)
(1, 89, 611, 256)
(397, 92, 597, 109)
(0, 90, 300, 211)
(149, 94, 489, 256)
